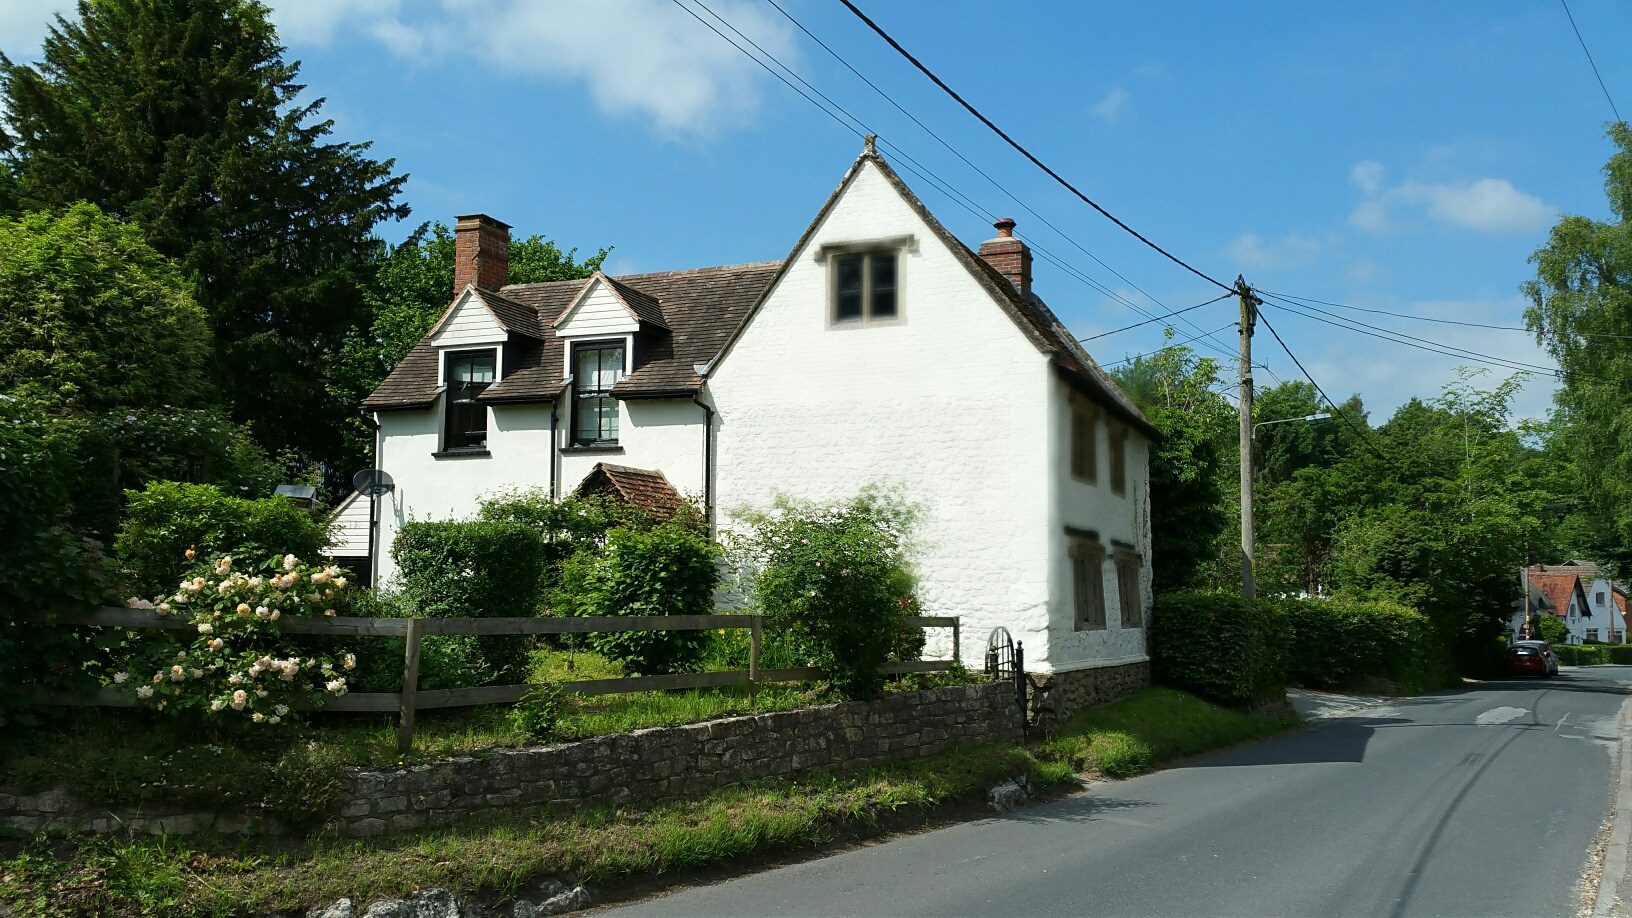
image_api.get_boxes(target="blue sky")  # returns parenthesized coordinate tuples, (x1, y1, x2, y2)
(5, 1, 1629, 421)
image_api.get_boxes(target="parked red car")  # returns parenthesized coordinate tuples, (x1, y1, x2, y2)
(1506, 641, 1558, 678)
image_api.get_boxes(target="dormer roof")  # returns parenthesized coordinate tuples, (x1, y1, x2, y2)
(552, 271, 670, 333)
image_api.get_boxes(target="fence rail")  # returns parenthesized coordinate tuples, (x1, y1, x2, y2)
(28, 607, 962, 752)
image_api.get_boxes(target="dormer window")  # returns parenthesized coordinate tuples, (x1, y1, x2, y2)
(444, 349, 496, 451)
(573, 341, 625, 445)
(833, 251, 898, 324)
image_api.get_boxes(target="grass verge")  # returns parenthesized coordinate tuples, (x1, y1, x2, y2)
(1037, 686, 1298, 778)
(0, 743, 1063, 918)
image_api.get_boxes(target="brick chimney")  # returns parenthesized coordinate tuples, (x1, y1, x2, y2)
(453, 213, 511, 296)
(977, 217, 1031, 299)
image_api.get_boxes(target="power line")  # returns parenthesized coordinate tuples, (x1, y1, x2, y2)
(1264, 288, 1632, 340)
(1100, 322, 1239, 369)
(1255, 309, 1389, 460)
(681, 0, 1238, 361)
(1561, 0, 1622, 122)
(836, 0, 1235, 294)
(1257, 294, 1566, 379)
(764, 0, 1239, 357)
(1080, 293, 1233, 341)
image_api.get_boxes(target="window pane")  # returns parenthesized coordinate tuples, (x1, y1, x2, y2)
(869, 254, 897, 318)
(445, 351, 495, 449)
(836, 255, 863, 321)
(576, 397, 602, 442)
(600, 347, 624, 389)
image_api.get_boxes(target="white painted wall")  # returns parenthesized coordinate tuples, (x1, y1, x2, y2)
(430, 290, 506, 351)
(706, 159, 1062, 669)
(1049, 374, 1152, 672)
(326, 491, 372, 556)
(374, 401, 559, 584)
(555, 278, 640, 338)
(558, 398, 706, 498)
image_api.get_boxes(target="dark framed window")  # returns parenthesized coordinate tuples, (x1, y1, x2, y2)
(1070, 538, 1106, 630)
(1116, 550, 1143, 628)
(443, 349, 496, 451)
(1109, 422, 1127, 496)
(573, 341, 625, 445)
(832, 251, 899, 324)
(1071, 402, 1097, 483)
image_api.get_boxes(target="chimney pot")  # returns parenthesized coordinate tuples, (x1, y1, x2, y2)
(453, 213, 512, 297)
(978, 218, 1031, 299)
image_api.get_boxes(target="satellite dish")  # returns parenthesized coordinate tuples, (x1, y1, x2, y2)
(353, 468, 396, 498)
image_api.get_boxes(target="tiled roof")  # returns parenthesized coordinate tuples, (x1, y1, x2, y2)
(363, 335, 440, 411)
(365, 262, 782, 408)
(573, 463, 682, 512)
(605, 276, 669, 330)
(1528, 570, 1587, 618)
(470, 286, 545, 339)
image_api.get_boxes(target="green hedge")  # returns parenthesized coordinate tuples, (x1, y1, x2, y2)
(1551, 643, 1632, 667)
(115, 481, 328, 595)
(391, 520, 547, 685)
(1150, 590, 1289, 706)
(1279, 596, 1438, 690)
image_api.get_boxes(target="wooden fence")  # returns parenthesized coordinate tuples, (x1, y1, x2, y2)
(29, 608, 962, 752)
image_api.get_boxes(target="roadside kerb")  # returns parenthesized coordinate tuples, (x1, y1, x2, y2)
(1594, 695, 1632, 918)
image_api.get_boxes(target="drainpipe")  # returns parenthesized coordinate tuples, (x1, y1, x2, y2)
(359, 410, 381, 587)
(691, 390, 715, 539)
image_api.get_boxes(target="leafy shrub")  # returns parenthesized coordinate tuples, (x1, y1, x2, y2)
(1278, 596, 1436, 689)
(340, 587, 486, 693)
(108, 551, 358, 724)
(1613, 645, 1632, 666)
(731, 486, 922, 701)
(561, 519, 722, 675)
(0, 400, 119, 720)
(1149, 590, 1288, 706)
(392, 520, 547, 685)
(1555, 643, 1612, 666)
(509, 682, 566, 741)
(115, 481, 328, 595)
(1532, 613, 1569, 645)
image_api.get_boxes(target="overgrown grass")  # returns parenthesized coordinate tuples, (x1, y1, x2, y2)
(0, 743, 1061, 918)
(1037, 686, 1297, 778)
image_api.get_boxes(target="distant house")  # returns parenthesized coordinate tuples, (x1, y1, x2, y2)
(1515, 563, 1625, 644)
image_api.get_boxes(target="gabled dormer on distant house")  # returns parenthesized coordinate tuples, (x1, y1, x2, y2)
(357, 141, 1158, 714)
(1518, 564, 1621, 644)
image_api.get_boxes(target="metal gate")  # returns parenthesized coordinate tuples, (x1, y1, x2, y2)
(985, 627, 1030, 732)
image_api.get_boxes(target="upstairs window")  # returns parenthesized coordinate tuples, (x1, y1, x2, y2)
(833, 251, 899, 324)
(1115, 550, 1143, 629)
(573, 342, 625, 445)
(1109, 421, 1127, 496)
(443, 349, 496, 451)
(1598, 591, 1606, 606)
(1070, 538, 1106, 631)
(1071, 402, 1097, 483)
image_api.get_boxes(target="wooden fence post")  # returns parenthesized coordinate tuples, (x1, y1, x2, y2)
(749, 615, 762, 707)
(952, 618, 961, 665)
(397, 618, 423, 755)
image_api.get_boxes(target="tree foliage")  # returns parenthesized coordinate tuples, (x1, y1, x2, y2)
(1, 0, 409, 468)
(0, 204, 212, 412)
(1111, 340, 1235, 591)
(1524, 121, 1632, 556)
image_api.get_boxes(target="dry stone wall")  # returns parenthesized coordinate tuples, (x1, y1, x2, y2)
(337, 681, 1023, 837)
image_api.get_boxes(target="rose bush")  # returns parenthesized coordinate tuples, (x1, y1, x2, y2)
(109, 550, 357, 724)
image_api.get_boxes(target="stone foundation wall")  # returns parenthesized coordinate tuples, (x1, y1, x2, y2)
(1046, 660, 1150, 719)
(1, 681, 1024, 838)
(337, 680, 1024, 837)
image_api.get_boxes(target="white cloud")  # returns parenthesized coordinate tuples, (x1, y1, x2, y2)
(1348, 160, 1556, 235)
(268, 0, 798, 138)
(0, 1, 74, 62)
(1222, 232, 1321, 270)
(1091, 86, 1130, 123)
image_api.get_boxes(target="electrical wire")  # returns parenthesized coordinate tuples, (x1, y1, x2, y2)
(1561, 0, 1622, 122)
(1100, 322, 1238, 369)
(1255, 309, 1389, 460)
(1263, 288, 1632, 340)
(837, 0, 1235, 294)
(679, 0, 1238, 360)
(1080, 292, 1233, 341)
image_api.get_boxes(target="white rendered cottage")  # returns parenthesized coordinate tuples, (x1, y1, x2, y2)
(356, 143, 1158, 707)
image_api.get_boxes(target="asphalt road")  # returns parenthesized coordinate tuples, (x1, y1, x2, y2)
(604, 668, 1632, 918)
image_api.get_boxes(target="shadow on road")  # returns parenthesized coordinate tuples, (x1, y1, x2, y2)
(1175, 716, 1413, 768)
(1002, 792, 1158, 826)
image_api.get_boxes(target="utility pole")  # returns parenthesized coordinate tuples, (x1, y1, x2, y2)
(1237, 275, 1257, 600)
